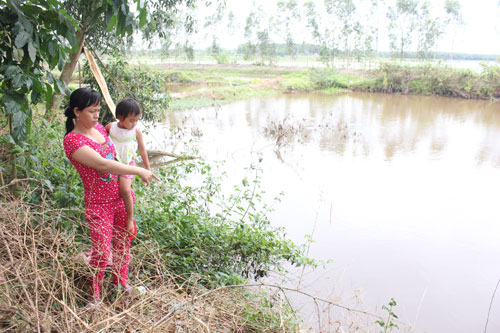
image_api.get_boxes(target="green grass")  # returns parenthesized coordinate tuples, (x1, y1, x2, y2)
(282, 72, 313, 91)
(168, 84, 277, 110)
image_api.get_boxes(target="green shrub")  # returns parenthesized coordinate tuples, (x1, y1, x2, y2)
(134, 157, 308, 286)
(368, 62, 500, 99)
(309, 69, 350, 89)
(283, 73, 312, 91)
(166, 71, 194, 83)
(12, 117, 86, 234)
(215, 53, 229, 65)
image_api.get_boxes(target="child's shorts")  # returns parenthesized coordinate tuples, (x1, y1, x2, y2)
(120, 158, 136, 179)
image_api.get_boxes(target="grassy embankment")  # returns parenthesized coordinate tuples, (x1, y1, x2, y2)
(155, 62, 500, 111)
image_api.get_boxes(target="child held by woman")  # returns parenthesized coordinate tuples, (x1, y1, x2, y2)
(106, 99, 155, 240)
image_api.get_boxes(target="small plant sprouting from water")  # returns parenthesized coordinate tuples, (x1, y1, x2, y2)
(376, 298, 399, 333)
(263, 115, 309, 150)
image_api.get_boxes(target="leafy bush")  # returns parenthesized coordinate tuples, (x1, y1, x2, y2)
(282, 72, 312, 91)
(369, 62, 500, 99)
(8, 117, 86, 236)
(309, 69, 350, 90)
(83, 54, 171, 125)
(479, 63, 500, 98)
(215, 53, 229, 65)
(134, 157, 308, 286)
(166, 71, 193, 83)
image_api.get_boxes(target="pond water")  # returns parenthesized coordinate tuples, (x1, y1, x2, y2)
(153, 92, 500, 332)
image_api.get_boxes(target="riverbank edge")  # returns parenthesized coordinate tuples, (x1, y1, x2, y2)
(0, 192, 301, 331)
(151, 62, 500, 111)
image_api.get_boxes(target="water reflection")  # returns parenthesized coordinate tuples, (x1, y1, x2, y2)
(197, 92, 499, 166)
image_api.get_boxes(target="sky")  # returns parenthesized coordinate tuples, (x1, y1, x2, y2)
(197, 0, 500, 55)
(451, 0, 500, 54)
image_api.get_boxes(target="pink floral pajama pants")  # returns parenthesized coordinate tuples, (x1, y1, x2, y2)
(85, 198, 130, 299)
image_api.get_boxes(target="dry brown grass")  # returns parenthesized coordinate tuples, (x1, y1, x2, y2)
(0, 188, 298, 332)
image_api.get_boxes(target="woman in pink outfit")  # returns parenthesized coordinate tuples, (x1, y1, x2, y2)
(63, 88, 157, 304)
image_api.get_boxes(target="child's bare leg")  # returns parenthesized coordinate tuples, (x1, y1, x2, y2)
(119, 176, 134, 233)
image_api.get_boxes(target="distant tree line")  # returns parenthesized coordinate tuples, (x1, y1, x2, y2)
(233, 44, 499, 62)
(193, 0, 500, 66)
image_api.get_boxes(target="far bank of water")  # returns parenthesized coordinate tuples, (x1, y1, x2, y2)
(150, 92, 500, 332)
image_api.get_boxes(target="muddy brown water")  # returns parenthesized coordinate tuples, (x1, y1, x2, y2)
(151, 92, 500, 332)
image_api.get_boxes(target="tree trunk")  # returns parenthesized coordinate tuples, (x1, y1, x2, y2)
(47, 29, 86, 114)
(60, 30, 86, 86)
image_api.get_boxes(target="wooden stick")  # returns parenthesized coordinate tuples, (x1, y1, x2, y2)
(83, 48, 116, 116)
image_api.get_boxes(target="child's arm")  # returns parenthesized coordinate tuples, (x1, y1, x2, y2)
(136, 128, 151, 170)
(105, 122, 112, 133)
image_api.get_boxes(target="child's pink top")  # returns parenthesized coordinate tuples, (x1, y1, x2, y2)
(64, 124, 121, 204)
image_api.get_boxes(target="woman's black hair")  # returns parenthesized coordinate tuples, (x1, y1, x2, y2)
(115, 98, 141, 120)
(64, 88, 102, 135)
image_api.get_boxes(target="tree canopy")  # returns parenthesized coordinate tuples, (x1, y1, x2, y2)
(0, 0, 77, 144)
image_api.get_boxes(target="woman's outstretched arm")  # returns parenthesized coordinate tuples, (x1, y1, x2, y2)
(71, 146, 158, 184)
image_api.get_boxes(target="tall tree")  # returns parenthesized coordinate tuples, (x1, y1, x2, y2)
(256, 29, 275, 65)
(325, 0, 357, 66)
(241, 8, 276, 65)
(58, 0, 142, 88)
(443, 0, 463, 60)
(304, 0, 337, 67)
(387, 0, 419, 60)
(242, 11, 259, 61)
(416, 0, 442, 60)
(363, 0, 387, 66)
(58, 0, 206, 88)
(277, 0, 300, 58)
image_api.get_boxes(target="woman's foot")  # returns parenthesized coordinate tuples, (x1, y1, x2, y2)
(85, 298, 101, 309)
(120, 284, 146, 295)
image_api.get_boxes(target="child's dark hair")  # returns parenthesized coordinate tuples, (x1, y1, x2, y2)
(116, 98, 141, 120)
(63, 88, 102, 135)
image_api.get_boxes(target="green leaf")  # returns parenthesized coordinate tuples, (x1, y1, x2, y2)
(30, 89, 42, 105)
(66, 30, 76, 48)
(49, 49, 59, 69)
(12, 47, 24, 62)
(138, 8, 147, 28)
(44, 179, 54, 191)
(45, 83, 53, 112)
(4, 98, 22, 115)
(19, 16, 33, 34)
(24, 76, 33, 90)
(12, 74, 24, 88)
(48, 40, 57, 57)
(12, 110, 28, 144)
(106, 14, 118, 31)
(55, 78, 65, 94)
(4, 65, 20, 78)
(2, 134, 16, 145)
(27, 41, 36, 62)
(33, 78, 43, 93)
(14, 29, 29, 48)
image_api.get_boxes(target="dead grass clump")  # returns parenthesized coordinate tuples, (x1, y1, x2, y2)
(263, 116, 311, 150)
(0, 190, 298, 332)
